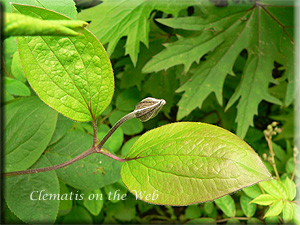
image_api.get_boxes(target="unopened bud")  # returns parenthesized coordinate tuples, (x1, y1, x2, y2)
(134, 97, 166, 122)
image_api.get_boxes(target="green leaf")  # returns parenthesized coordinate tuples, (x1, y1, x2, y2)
(116, 87, 141, 112)
(104, 181, 128, 203)
(142, 67, 180, 114)
(3, 0, 77, 19)
(109, 110, 143, 135)
(292, 203, 300, 224)
(3, 37, 17, 73)
(264, 200, 284, 218)
(78, 0, 196, 65)
(83, 189, 104, 216)
(147, 4, 293, 139)
(5, 12, 88, 38)
(58, 181, 72, 216)
(250, 194, 277, 206)
(121, 136, 140, 157)
(4, 77, 31, 96)
(45, 131, 121, 190)
(259, 180, 288, 199)
(121, 122, 271, 205)
(4, 97, 57, 172)
(11, 51, 26, 83)
(105, 197, 137, 222)
(120, 38, 165, 90)
(215, 195, 236, 218)
(4, 155, 60, 223)
(62, 206, 93, 224)
(185, 205, 201, 219)
(49, 114, 74, 145)
(282, 201, 294, 223)
(14, 4, 114, 122)
(284, 177, 296, 201)
(242, 184, 262, 199)
(240, 194, 256, 217)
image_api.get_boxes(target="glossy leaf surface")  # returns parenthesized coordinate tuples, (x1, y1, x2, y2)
(14, 4, 114, 122)
(121, 122, 271, 205)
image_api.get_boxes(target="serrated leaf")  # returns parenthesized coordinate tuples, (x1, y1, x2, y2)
(83, 189, 103, 216)
(5, 12, 88, 38)
(284, 177, 296, 201)
(240, 194, 256, 217)
(78, 0, 196, 65)
(4, 77, 31, 96)
(264, 200, 284, 218)
(4, 156, 60, 223)
(120, 38, 165, 90)
(45, 131, 121, 190)
(283, 201, 293, 223)
(14, 4, 114, 122)
(146, 3, 293, 139)
(121, 122, 271, 205)
(250, 194, 277, 205)
(215, 195, 235, 217)
(4, 97, 57, 172)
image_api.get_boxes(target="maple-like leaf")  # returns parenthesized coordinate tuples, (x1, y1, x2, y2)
(143, 1, 295, 138)
(77, 0, 196, 66)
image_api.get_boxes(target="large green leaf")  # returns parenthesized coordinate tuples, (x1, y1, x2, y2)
(4, 155, 60, 223)
(5, 12, 88, 38)
(2, 0, 77, 19)
(4, 96, 57, 172)
(77, 0, 196, 65)
(13, 4, 114, 122)
(45, 131, 121, 190)
(121, 122, 271, 205)
(144, 1, 294, 138)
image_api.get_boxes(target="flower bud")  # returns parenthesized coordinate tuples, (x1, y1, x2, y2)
(134, 97, 166, 122)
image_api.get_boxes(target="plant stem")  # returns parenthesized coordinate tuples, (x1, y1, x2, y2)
(97, 112, 135, 150)
(2, 147, 96, 177)
(1, 113, 135, 177)
(264, 135, 280, 179)
(1, 98, 165, 177)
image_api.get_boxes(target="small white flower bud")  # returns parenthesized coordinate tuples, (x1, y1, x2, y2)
(134, 97, 166, 122)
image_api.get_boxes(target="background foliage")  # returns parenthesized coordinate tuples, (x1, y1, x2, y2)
(2, 0, 298, 224)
